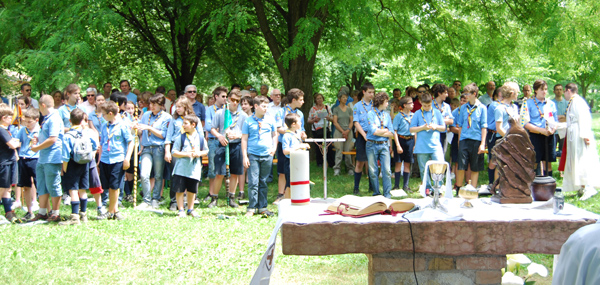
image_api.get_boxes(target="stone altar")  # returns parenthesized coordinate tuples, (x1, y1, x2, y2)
(279, 198, 598, 285)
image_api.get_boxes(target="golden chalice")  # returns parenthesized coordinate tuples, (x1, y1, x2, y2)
(458, 181, 478, 208)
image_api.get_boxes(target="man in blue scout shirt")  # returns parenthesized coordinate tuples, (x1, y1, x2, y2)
(523, 80, 557, 176)
(202, 86, 228, 203)
(365, 92, 395, 198)
(352, 83, 375, 195)
(455, 83, 487, 190)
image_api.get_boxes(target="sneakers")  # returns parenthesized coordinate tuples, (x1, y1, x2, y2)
(97, 208, 110, 220)
(245, 211, 254, 217)
(23, 212, 34, 221)
(11, 201, 22, 211)
(403, 186, 411, 193)
(58, 214, 81, 226)
(237, 191, 245, 200)
(30, 213, 48, 222)
(169, 203, 178, 211)
(47, 214, 61, 222)
(207, 195, 218, 208)
(137, 202, 150, 209)
(273, 194, 284, 205)
(5, 211, 21, 223)
(151, 200, 159, 209)
(124, 195, 134, 203)
(227, 193, 239, 208)
(334, 169, 340, 176)
(80, 212, 88, 223)
(187, 209, 200, 218)
(203, 193, 212, 202)
(259, 210, 275, 218)
(62, 194, 71, 205)
(177, 210, 186, 218)
(112, 212, 125, 220)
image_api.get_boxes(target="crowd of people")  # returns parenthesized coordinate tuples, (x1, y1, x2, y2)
(0, 78, 598, 224)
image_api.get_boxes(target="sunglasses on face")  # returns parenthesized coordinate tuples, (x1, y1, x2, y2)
(230, 98, 240, 104)
(186, 90, 197, 93)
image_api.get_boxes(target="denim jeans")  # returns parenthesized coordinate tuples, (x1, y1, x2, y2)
(247, 154, 273, 212)
(416, 147, 444, 179)
(207, 139, 220, 179)
(140, 145, 165, 204)
(366, 141, 392, 198)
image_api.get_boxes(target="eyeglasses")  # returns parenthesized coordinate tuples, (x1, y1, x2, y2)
(186, 90, 197, 93)
(88, 94, 95, 97)
(230, 98, 240, 104)
(272, 93, 281, 96)
(419, 90, 427, 93)
(24, 89, 31, 92)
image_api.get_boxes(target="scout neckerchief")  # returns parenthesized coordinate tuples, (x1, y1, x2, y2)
(213, 104, 223, 113)
(566, 95, 576, 114)
(105, 122, 118, 151)
(375, 109, 386, 129)
(65, 103, 76, 113)
(433, 99, 443, 113)
(185, 131, 199, 151)
(400, 110, 412, 125)
(420, 108, 431, 125)
(228, 110, 239, 130)
(41, 110, 56, 127)
(361, 100, 373, 113)
(253, 114, 264, 132)
(149, 110, 163, 127)
(25, 125, 38, 147)
(532, 97, 546, 127)
(285, 129, 301, 144)
(466, 103, 477, 128)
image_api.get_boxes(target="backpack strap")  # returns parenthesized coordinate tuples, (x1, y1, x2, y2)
(179, 133, 186, 152)
(179, 132, 205, 152)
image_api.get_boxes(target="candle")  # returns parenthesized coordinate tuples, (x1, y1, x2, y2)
(290, 150, 310, 205)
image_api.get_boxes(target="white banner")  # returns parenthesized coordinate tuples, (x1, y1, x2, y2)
(249, 215, 284, 285)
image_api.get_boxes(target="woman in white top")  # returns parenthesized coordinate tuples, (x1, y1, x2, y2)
(307, 93, 332, 167)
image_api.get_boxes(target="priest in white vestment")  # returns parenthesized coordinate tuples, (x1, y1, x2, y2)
(561, 83, 600, 200)
(553, 219, 600, 284)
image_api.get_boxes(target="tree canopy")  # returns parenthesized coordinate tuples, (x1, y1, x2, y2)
(0, 0, 598, 107)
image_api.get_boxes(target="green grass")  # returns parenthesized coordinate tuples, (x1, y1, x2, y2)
(2, 114, 600, 284)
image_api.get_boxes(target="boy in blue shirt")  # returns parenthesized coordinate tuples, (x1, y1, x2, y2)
(203, 86, 228, 203)
(208, 90, 247, 208)
(171, 115, 208, 218)
(30, 95, 65, 222)
(16, 108, 40, 220)
(98, 101, 135, 220)
(352, 83, 375, 194)
(392, 96, 415, 192)
(455, 84, 487, 189)
(60, 108, 98, 225)
(366, 92, 395, 198)
(281, 113, 310, 206)
(274, 88, 306, 204)
(523, 80, 557, 176)
(0, 103, 21, 222)
(58, 84, 82, 132)
(410, 92, 446, 190)
(486, 88, 501, 187)
(242, 97, 278, 217)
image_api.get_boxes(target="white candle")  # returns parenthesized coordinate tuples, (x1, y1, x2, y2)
(290, 150, 310, 205)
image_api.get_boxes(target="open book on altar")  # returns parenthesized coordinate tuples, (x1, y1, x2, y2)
(324, 195, 415, 217)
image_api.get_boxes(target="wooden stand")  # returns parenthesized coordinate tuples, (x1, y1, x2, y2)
(491, 194, 533, 204)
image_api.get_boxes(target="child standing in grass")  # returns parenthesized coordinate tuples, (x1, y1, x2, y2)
(242, 97, 278, 217)
(171, 115, 208, 218)
(392, 96, 415, 192)
(60, 109, 98, 225)
(0, 103, 21, 223)
(98, 101, 134, 220)
(16, 108, 40, 220)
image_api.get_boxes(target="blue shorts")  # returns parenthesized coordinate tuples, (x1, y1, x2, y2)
(17, 158, 37, 188)
(0, 161, 17, 188)
(62, 160, 90, 191)
(99, 161, 124, 191)
(36, 163, 62, 197)
(214, 142, 243, 176)
(392, 136, 415, 164)
(355, 134, 367, 162)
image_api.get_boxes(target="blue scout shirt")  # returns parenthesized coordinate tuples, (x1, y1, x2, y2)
(88, 110, 106, 133)
(553, 98, 568, 117)
(411, 108, 444, 154)
(487, 101, 499, 131)
(494, 102, 519, 138)
(243, 114, 277, 157)
(165, 117, 204, 144)
(205, 104, 224, 138)
(212, 108, 248, 144)
(38, 110, 64, 164)
(16, 125, 40, 159)
(276, 105, 305, 141)
(62, 127, 98, 162)
(525, 97, 557, 128)
(353, 100, 373, 132)
(99, 120, 134, 164)
(433, 100, 454, 133)
(366, 109, 394, 142)
(140, 110, 171, 147)
(457, 101, 487, 141)
(126, 92, 137, 105)
(58, 103, 79, 129)
(281, 131, 302, 158)
(393, 111, 413, 136)
(172, 130, 207, 180)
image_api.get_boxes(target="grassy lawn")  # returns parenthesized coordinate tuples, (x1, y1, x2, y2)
(2, 114, 600, 284)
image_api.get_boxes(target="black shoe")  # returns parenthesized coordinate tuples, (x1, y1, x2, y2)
(353, 188, 359, 195)
(207, 196, 218, 208)
(259, 210, 274, 218)
(227, 193, 239, 208)
(203, 193, 212, 202)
